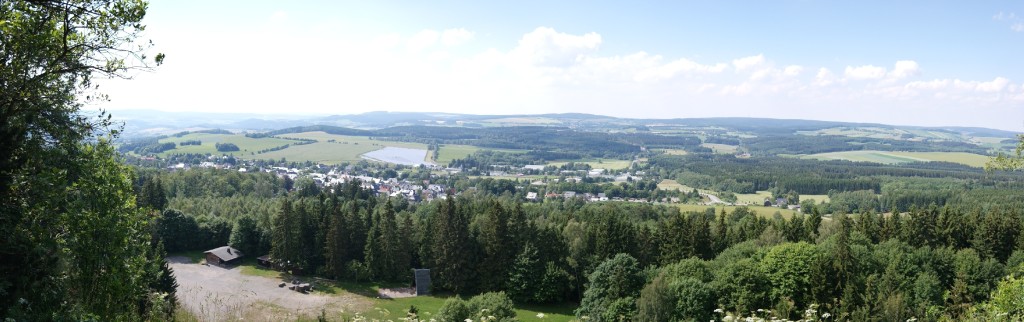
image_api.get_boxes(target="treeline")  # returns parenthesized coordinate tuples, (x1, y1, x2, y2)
(650, 154, 1024, 195)
(743, 134, 989, 156)
(118, 137, 176, 154)
(143, 166, 1024, 320)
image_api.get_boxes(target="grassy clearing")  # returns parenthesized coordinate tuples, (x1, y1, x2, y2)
(548, 159, 632, 170)
(676, 204, 800, 219)
(660, 149, 689, 156)
(362, 295, 575, 322)
(435, 144, 480, 164)
(252, 132, 427, 164)
(158, 133, 294, 156)
(701, 143, 738, 154)
(799, 150, 990, 167)
(736, 191, 832, 205)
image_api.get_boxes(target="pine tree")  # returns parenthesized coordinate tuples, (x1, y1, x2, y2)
(431, 192, 473, 293)
(479, 201, 514, 291)
(324, 194, 348, 279)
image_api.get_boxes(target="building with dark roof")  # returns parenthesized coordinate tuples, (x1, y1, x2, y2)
(204, 246, 243, 266)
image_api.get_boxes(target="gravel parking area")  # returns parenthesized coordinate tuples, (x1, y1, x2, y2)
(169, 257, 369, 321)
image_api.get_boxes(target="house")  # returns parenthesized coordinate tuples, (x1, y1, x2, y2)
(776, 198, 788, 207)
(526, 192, 538, 200)
(524, 165, 546, 171)
(563, 191, 577, 198)
(204, 246, 243, 266)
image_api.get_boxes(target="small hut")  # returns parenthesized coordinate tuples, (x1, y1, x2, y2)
(413, 269, 431, 295)
(204, 246, 243, 266)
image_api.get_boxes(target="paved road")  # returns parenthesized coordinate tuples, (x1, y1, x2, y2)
(169, 257, 367, 321)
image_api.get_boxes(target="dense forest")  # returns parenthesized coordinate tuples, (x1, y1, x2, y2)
(137, 166, 1024, 321)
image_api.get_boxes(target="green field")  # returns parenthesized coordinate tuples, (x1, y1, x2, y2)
(549, 159, 632, 170)
(675, 204, 800, 219)
(701, 143, 738, 154)
(799, 150, 990, 167)
(735, 191, 831, 205)
(434, 144, 480, 164)
(363, 294, 575, 322)
(158, 133, 295, 156)
(255, 132, 426, 164)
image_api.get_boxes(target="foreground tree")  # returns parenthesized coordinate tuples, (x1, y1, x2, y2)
(1, 1, 166, 318)
(987, 134, 1024, 171)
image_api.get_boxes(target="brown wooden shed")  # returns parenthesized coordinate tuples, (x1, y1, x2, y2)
(204, 246, 243, 266)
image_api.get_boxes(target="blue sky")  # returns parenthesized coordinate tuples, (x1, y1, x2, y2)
(98, 1, 1024, 130)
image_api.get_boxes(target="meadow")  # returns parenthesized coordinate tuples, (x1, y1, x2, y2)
(548, 159, 633, 170)
(158, 133, 294, 156)
(798, 150, 990, 167)
(700, 143, 738, 154)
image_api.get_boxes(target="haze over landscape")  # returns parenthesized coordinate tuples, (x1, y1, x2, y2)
(96, 0, 1024, 130)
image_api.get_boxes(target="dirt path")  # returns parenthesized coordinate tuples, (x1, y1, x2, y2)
(169, 257, 370, 321)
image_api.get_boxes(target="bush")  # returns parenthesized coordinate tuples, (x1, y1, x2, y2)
(467, 291, 517, 321)
(436, 297, 471, 322)
(215, 142, 240, 152)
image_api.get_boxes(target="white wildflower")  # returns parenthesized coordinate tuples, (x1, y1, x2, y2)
(536, 313, 546, 318)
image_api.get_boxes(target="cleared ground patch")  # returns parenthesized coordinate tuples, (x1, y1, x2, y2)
(549, 159, 632, 170)
(660, 149, 689, 156)
(701, 143, 738, 154)
(799, 150, 990, 167)
(675, 204, 800, 219)
(170, 256, 574, 321)
(736, 191, 832, 205)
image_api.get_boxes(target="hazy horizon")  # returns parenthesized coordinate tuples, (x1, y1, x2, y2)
(95, 1, 1024, 131)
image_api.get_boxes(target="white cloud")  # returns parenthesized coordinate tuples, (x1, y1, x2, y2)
(511, 27, 601, 67)
(732, 54, 765, 72)
(94, 25, 1024, 131)
(783, 65, 804, 77)
(889, 60, 920, 79)
(440, 28, 474, 46)
(407, 30, 440, 52)
(1013, 23, 1024, 32)
(844, 65, 887, 80)
(814, 68, 835, 86)
(976, 77, 1010, 92)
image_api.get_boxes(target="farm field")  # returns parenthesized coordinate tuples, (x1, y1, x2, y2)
(735, 191, 832, 205)
(157, 133, 295, 156)
(701, 143, 738, 154)
(675, 204, 800, 219)
(548, 159, 632, 170)
(434, 144, 480, 164)
(798, 150, 990, 167)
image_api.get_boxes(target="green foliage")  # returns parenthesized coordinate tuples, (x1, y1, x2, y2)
(467, 291, 517, 322)
(229, 215, 265, 256)
(576, 253, 644, 321)
(436, 297, 471, 322)
(215, 142, 240, 152)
